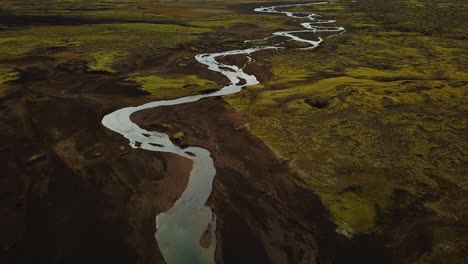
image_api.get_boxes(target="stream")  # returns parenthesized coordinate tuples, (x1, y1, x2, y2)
(101, 2, 344, 264)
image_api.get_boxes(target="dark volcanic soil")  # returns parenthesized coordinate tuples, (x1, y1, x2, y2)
(0, 80, 191, 263)
(133, 98, 392, 264)
(1, 0, 467, 263)
(1, 48, 391, 263)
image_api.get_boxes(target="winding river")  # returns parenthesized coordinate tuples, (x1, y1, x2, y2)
(102, 2, 344, 264)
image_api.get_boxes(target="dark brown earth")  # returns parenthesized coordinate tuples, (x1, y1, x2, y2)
(3, 1, 464, 263)
(0, 46, 394, 263)
(134, 96, 393, 264)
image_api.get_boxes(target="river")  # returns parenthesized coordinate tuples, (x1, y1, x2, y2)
(101, 2, 344, 264)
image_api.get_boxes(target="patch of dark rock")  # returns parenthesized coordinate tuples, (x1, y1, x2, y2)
(381, 97, 400, 108)
(400, 80, 415, 85)
(391, 188, 411, 206)
(0, 13, 188, 27)
(237, 79, 247, 86)
(147, 123, 172, 132)
(334, 234, 393, 264)
(384, 89, 393, 94)
(171, 139, 187, 148)
(56, 60, 89, 73)
(373, 64, 394, 71)
(13, 67, 49, 84)
(185, 151, 196, 157)
(149, 143, 164, 147)
(199, 88, 219, 94)
(67, 7, 112, 12)
(448, 81, 467, 88)
(404, 85, 431, 93)
(95, 80, 149, 97)
(43, 45, 69, 54)
(183, 84, 200, 89)
(0, 89, 22, 103)
(134, 142, 142, 148)
(199, 223, 212, 248)
(142, 133, 151, 138)
(305, 98, 329, 109)
(338, 185, 364, 194)
(219, 66, 237, 73)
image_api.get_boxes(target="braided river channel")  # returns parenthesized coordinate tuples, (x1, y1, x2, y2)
(102, 2, 344, 263)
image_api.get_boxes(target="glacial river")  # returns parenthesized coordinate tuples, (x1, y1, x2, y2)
(102, 2, 344, 264)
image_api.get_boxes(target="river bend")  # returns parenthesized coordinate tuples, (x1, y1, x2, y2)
(101, 2, 344, 263)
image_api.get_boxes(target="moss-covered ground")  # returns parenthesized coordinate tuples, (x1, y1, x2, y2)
(0, 0, 466, 263)
(225, 0, 467, 261)
(0, 0, 292, 96)
(132, 74, 219, 99)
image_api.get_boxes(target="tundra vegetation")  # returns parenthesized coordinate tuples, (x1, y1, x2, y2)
(0, 0, 466, 263)
(226, 1, 468, 262)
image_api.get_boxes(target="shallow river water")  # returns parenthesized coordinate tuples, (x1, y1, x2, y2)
(102, 2, 344, 263)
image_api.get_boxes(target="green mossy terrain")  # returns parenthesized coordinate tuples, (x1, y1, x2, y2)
(0, 23, 209, 68)
(0, 68, 18, 84)
(132, 74, 219, 99)
(0, 0, 288, 96)
(1, 0, 467, 263)
(88, 50, 127, 73)
(0, 1, 217, 67)
(188, 14, 288, 29)
(225, 0, 468, 260)
(0, 67, 18, 95)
